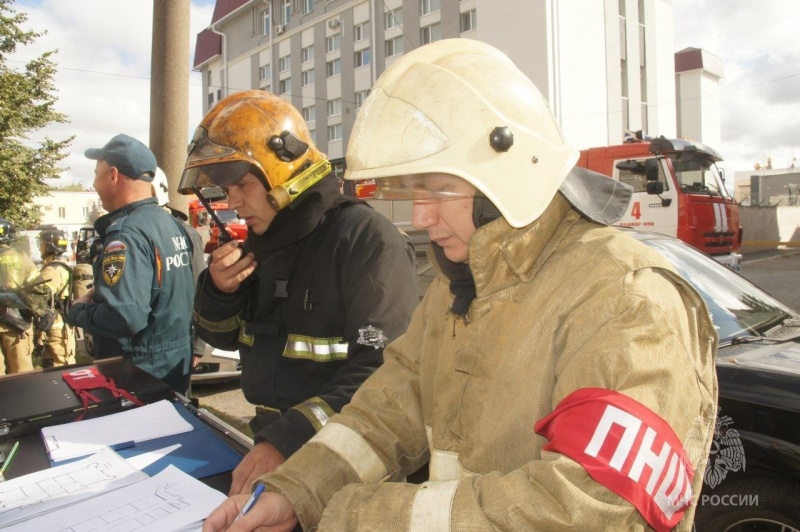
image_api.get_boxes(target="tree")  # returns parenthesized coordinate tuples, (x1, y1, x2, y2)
(0, 0, 73, 230)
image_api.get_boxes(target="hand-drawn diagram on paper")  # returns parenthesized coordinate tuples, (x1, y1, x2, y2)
(13, 465, 226, 532)
(0, 448, 146, 527)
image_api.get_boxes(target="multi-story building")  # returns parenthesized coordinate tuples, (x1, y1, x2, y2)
(193, 0, 683, 174)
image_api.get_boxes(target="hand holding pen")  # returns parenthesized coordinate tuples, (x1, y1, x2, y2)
(202, 483, 298, 531)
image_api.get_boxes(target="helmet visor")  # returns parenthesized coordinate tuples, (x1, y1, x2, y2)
(178, 161, 253, 194)
(372, 173, 476, 201)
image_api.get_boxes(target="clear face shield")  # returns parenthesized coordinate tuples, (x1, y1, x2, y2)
(372, 173, 477, 203)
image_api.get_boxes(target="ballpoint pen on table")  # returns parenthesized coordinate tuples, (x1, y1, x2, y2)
(233, 482, 266, 523)
(0, 441, 20, 481)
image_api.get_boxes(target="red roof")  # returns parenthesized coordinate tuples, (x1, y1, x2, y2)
(193, 0, 250, 69)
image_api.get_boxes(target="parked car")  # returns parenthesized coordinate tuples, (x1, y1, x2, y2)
(627, 229, 800, 531)
(191, 345, 241, 385)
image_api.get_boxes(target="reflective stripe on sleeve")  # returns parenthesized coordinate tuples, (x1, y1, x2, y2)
(283, 334, 349, 362)
(409, 480, 459, 532)
(310, 422, 388, 483)
(295, 397, 335, 432)
(192, 310, 241, 333)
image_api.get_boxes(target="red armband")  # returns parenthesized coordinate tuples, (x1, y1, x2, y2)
(534, 388, 694, 532)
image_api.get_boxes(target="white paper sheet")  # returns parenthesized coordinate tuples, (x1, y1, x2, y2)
(0, 448, 147, 528)
(12, 465, 226, 532)
(40, 400, 194, 463)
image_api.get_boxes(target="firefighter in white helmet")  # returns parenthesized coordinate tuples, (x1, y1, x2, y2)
(204, 39, 718, 532)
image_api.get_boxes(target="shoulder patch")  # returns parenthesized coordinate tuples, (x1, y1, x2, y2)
(102, 253, 126, 286)
(534, 388, 694, 532)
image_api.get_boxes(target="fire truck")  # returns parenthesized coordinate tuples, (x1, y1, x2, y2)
(188, 196, 247, 253)
(577, 136, 742, 269)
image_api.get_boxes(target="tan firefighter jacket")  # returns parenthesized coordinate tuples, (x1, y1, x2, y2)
(260, 193, 719, 531)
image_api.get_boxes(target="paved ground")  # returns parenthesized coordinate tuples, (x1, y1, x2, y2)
(739, 247, 800, 312)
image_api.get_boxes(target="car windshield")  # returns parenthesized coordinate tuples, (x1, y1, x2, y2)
(640, 236, 795, 344)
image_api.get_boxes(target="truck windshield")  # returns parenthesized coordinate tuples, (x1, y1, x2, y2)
(669, 155, 730, 198)
(215, 209, 239, 224)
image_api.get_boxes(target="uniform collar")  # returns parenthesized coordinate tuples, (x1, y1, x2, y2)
(245, 174, 354, 253)
(95, 197, 158, 234)
(468, 192, 577, 298)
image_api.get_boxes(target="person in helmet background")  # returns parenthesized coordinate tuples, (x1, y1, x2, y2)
(0, 217, 44, 374)
(180, 90, 418, 496)
(66, 134, 195, 394)
(204, 40, 718, 532)
(34, 227, 76, 368)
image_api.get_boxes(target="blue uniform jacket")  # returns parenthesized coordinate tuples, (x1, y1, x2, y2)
(68, 198, 195, 392)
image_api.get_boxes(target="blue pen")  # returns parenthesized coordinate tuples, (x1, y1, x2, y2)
(233, 483, 266, 523)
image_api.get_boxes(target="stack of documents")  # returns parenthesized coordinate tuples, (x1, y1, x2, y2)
(41, 400, 194, 463)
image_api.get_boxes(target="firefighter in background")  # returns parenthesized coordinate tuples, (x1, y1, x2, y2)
(0, 217, 42, 374)
(35, 227, 76, 368)
(179, 90, 419, 496)
(204, 40, 718, 532)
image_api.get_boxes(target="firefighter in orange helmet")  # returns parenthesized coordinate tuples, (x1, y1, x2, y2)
(204, 40, 717, 532)
(180, 90, 418, 496)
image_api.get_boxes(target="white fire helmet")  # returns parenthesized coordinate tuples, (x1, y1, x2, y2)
(344, 39, 579, 228)
(152, 167, 170, 206)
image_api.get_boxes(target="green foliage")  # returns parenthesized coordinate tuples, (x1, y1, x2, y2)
(0, 0, 73, 230)
(49, 182, 86, 192)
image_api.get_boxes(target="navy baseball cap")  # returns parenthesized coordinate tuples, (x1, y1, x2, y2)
(85, 134, 157, 182)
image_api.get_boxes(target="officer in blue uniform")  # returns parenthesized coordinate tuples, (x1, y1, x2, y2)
(67, 134, 195, 393)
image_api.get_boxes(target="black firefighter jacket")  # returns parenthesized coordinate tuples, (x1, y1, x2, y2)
(194, 175, 419, 458)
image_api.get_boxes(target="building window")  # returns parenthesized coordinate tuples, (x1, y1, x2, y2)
(58, 207, 66, 218)
(309, 128, 316, 144)
(460, 9, 476, 32)
(354, 22, 368, 42)
(420, 23, 441, 44)
(327, 98, 342, 117)
(326, 58, 341, 77)
(303, 105, 316, 123)
(283, 0, 291, 24)
(303, 0, 314, 15)
(279, 78, 292, 94)
(301, 44, 314, 63)
(420, 0, 440, 16)
(326, 34, 341, 53)
(261, 9, 270, 36)
(279, 55, 291, 72)
(302, 68, 315, 86)
(385, 36, 403, 57)
(207, 92, 214, 106)
(385, 8, 402, 29)
(207, 70, 213, 86)
(355, 89, 369, 109)
(259, 64, 271, 81)
(354, 48, 371, 68)
(328, 123, 342, 141)
(217, 88, 222, 100)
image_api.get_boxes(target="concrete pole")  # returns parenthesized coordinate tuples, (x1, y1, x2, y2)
(150, 0, 191, 216)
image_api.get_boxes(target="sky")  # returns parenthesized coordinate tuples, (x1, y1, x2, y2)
(7, 0, 800, 188)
